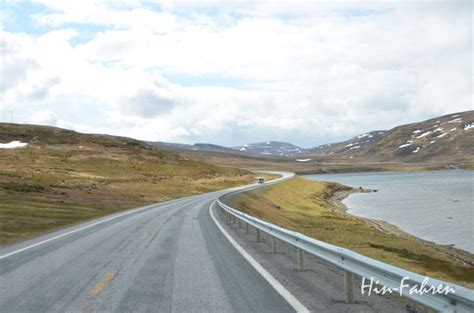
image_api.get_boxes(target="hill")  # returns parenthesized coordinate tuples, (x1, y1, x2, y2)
(306, 110, 474, 163)
(0, 123, 265, 244)
(147, 141, 235, 154)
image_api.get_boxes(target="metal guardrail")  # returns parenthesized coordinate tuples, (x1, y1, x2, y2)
(217, 198, 474, 313)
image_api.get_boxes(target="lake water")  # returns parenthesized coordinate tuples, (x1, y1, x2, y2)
(305, 171, 474, 253)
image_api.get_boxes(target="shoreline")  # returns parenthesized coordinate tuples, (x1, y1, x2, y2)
(331, 189, 474, 267)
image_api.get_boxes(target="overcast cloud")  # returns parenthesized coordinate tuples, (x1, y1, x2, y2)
(0, 0, 472, 147)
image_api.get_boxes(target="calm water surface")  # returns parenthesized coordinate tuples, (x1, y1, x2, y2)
(305, 171, 474, 253)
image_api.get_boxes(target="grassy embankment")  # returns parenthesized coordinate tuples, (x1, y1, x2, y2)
(229, 177, 474, 288)
(0, 123, 278, 245)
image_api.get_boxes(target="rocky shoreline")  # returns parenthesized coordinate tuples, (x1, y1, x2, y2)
(330, 189, 474, 267)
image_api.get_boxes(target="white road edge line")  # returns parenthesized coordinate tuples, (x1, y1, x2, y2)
(209, 201, 310, 313)
(0, 201, 164, 260)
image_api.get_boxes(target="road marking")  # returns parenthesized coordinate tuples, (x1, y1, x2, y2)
(91, 271, 115, 296)
(209, 201, 309, 313)
(141, 232, 149, 240)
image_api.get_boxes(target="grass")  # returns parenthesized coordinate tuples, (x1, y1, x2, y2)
(0, 190, 135, 243)
(0, 123, 279, 245)
(228, 177, 474, 288)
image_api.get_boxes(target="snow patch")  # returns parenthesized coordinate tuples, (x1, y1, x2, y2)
(398, 143, 412, 148)
(450, 128, 456, 132)
(430, 140, 436, 144)
(240, 147, 246, 151)
(464, 122, 474, 130)
(433, 127, 444, 132)
(295, 158, 312, 162)
(349, 145, 361, 150)
(0, 141, 28, 149)
(345, 142, 359, 147)
(412, 147, 421, 153)
(416, 131, 431, 139)
(447, 118, 462, 123)
(412, 130, 422, 134)
(356, 133, 373, 139)
(436, 132, 447, 138)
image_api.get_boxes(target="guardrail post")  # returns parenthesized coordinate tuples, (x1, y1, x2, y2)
(297, 248, 304, 271)
(272, 236, 277, 253)
(344, 271, 355, 303)
(245, 222, 249, 234)
(256, 228, 261, 242)
(238, 219, 242, 228)
(232, 215, 236, 224)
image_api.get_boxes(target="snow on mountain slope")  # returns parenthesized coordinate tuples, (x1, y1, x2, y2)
(232, 141, 305, 157)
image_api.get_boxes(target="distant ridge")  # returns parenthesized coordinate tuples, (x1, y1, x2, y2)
(148, 110, 473, 163)
(231, 141, 304, 157)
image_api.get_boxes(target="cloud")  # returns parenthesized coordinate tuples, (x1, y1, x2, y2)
(30, 109, 58, 126)
(1, 1, 472, 147)
(27, 78, 60, 101)
(0, 31, 39, 92)
(0, 58, 38, 92)
(121, 87, 177, 118)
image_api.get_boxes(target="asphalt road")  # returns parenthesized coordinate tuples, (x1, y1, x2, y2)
(1, 173, 302, 313)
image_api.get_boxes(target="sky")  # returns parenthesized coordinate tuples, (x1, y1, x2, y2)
(0, 0, 472, 148)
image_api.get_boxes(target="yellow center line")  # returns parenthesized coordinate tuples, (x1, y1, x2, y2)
(91, 271, 115, 297)
(141, 232, 149, 240)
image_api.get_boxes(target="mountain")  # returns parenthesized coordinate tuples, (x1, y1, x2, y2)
(146, 141, 235, 153)
(232, 141, 305, 157)
(305, 110, 474, 162)
(148, 140, 307, 157)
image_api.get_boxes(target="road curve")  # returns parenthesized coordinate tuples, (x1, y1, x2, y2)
(0, 172, 298, 313)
